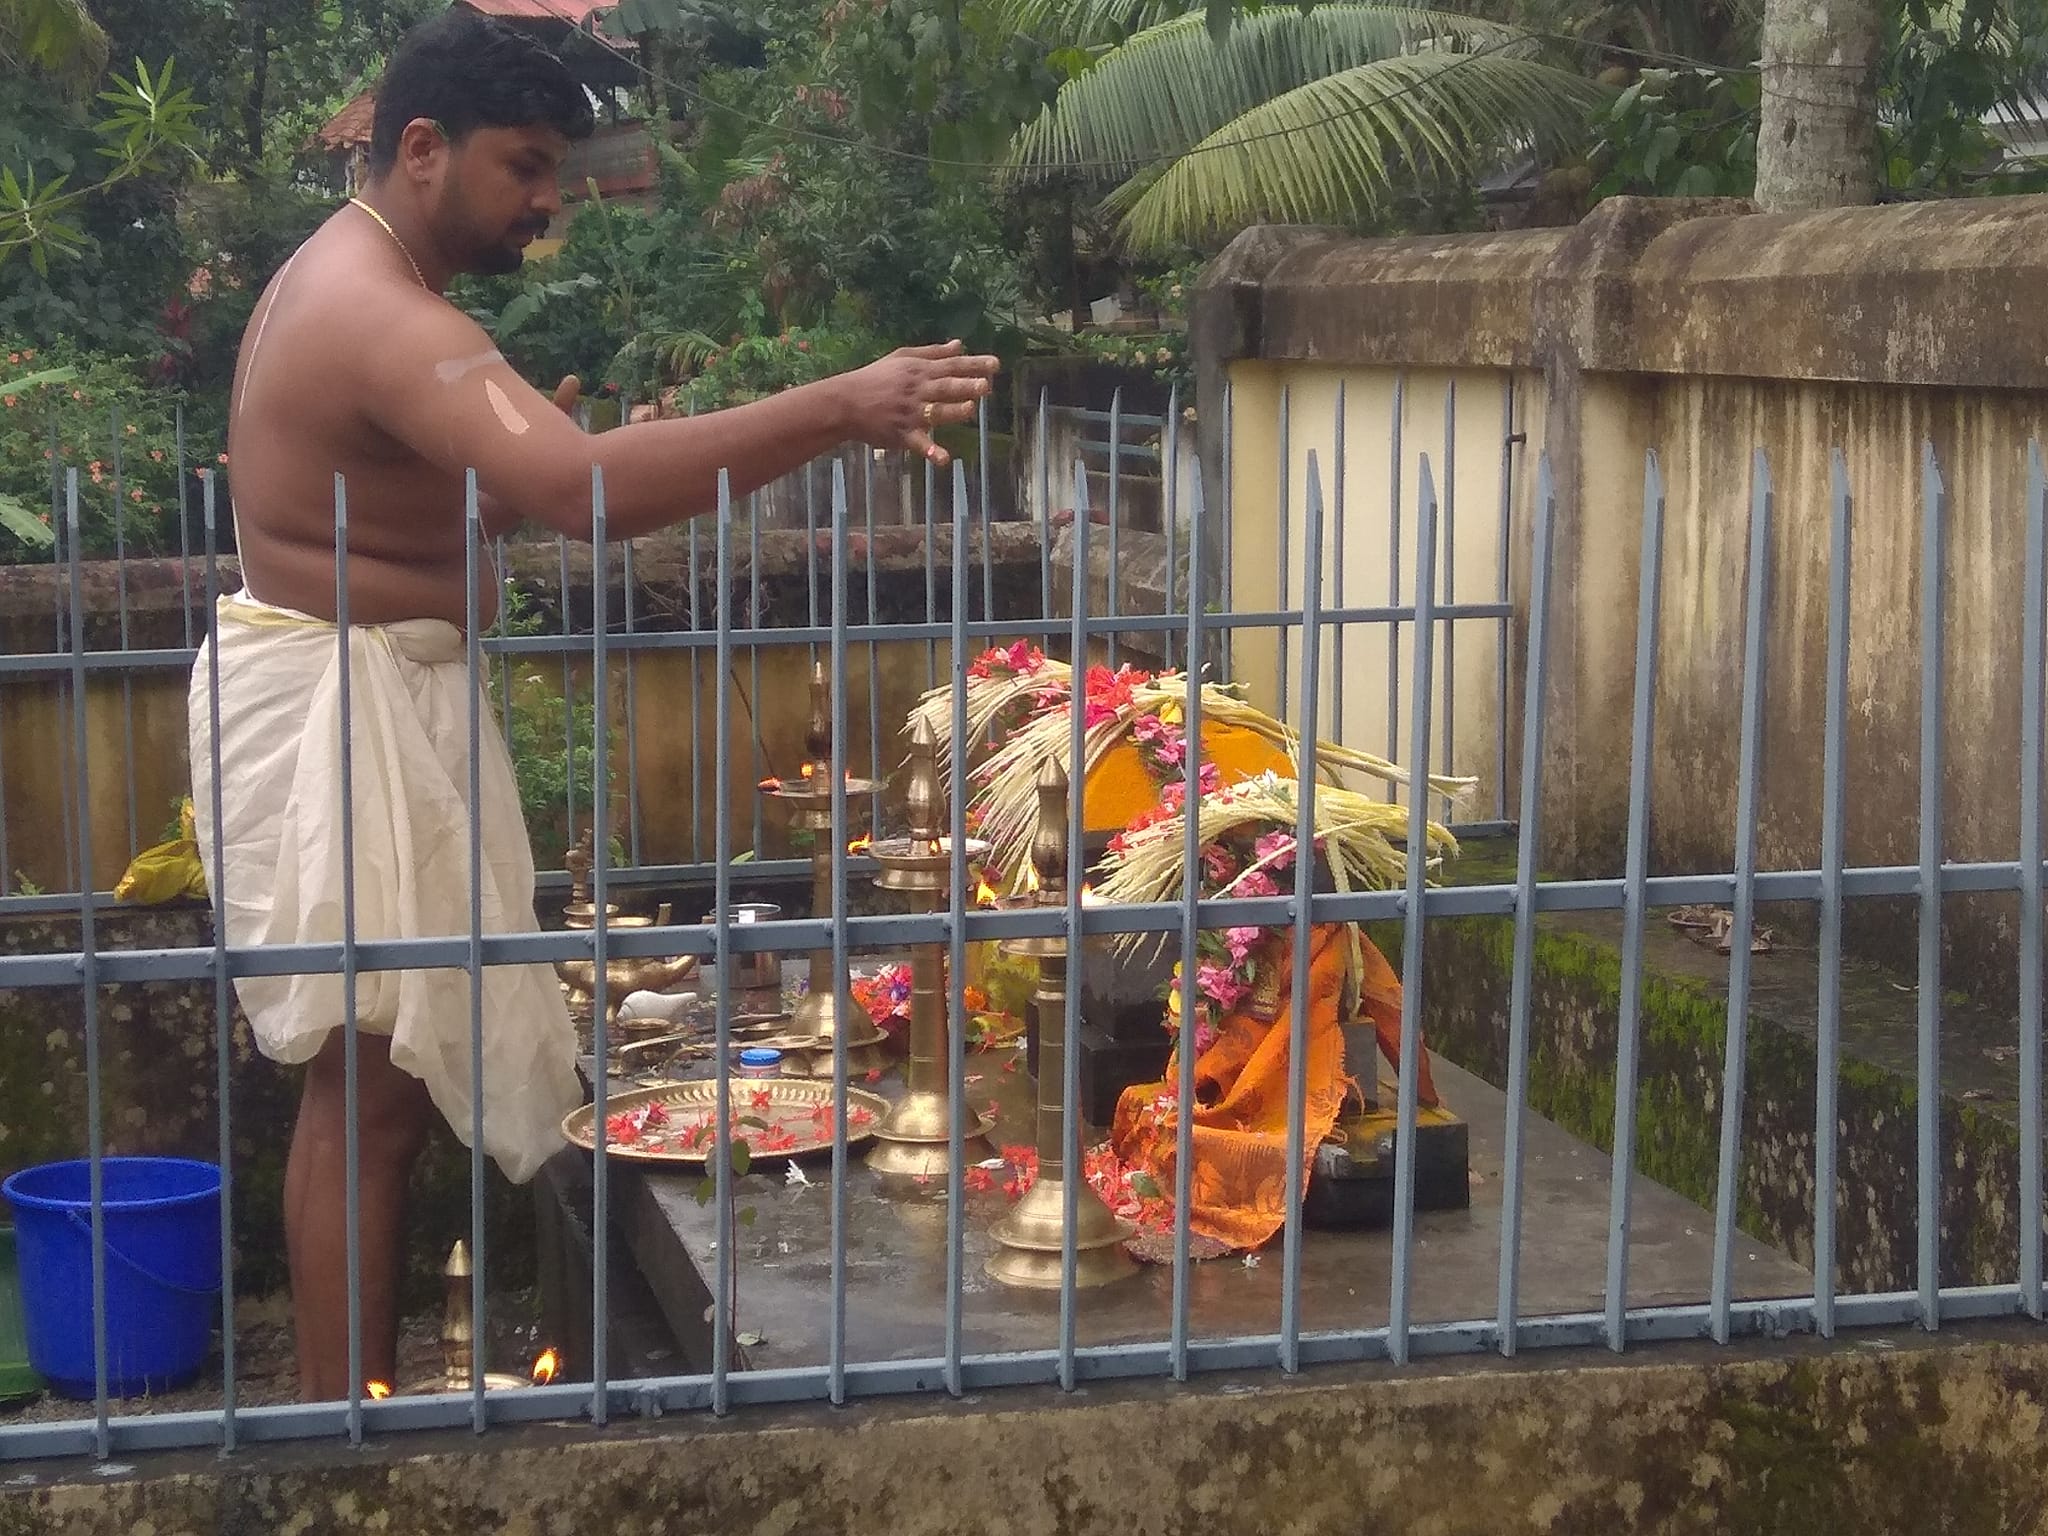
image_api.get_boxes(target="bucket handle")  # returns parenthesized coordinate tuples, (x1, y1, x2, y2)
(63, 1210, 222, 1298)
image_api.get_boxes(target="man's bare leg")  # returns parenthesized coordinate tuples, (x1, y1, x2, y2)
(285, 1028, 433, 1401)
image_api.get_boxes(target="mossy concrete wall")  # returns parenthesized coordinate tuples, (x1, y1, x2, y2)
(1370, 898, 2027, 1293)
(11, 1325, 2048, 1533)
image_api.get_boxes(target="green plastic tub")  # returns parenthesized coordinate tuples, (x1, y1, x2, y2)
(0, 1226, 44, 1404)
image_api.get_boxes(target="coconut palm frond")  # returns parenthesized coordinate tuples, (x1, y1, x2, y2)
(989, 0, 1198, 49)
(1111, 49, 1605, 249)
(1008, 3, 1521, 179)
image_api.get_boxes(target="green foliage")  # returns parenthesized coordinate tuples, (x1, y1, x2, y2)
(466, 0, 1056, 406)
(1880, 0, 2048, 196)
(495, 580, 629, 872)
(78, 0, 435, 174)
(0, 337, 192, 562)
(1588, 67, 1758, 200)
(0, 0, 111, 94)
(1581, 1, 2048, 208)
(0, 57, 203, 276)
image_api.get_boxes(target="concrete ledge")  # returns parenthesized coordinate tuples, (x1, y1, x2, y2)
(11, 1324, 2048, 1533)
(1199, 192, 2048, 389)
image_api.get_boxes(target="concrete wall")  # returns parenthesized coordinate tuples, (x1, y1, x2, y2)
(1196, 196, 2048, 999)
(17, 1325, 2048, 1535)
(0, 525, 1051, 895)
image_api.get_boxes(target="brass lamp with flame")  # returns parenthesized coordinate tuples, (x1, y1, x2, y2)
(764, 661, 888, 1076)
(987, 758, 1138, 1290)
(865, 715, 997, 1177)
(388, 1240, 529, 1395)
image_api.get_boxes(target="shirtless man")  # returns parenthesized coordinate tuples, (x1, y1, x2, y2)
(191, 8, 997, 1402)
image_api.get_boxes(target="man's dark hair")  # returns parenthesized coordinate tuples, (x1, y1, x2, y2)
(368, 8, 595, 174)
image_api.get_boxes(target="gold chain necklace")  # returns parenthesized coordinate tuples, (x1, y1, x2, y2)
(347, 197, 427, 289)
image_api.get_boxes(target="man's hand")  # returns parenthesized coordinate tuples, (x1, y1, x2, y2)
(841, 341, 1000, 467)
(553, 375, 581, 420)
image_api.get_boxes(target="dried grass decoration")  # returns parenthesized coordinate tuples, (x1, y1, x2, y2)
(910, 641, 1474, 895)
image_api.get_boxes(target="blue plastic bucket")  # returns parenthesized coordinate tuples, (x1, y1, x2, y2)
(1, 1158, 221, 1399)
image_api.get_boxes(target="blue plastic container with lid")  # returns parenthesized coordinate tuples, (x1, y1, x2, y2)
(736, 1048, 783, 1079)
(2, 1157, 221, 1400)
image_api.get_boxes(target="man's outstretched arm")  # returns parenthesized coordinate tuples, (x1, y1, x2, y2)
(357, 294, 996, 542)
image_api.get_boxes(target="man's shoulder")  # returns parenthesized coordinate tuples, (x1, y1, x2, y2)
(288, 229, 481, 350)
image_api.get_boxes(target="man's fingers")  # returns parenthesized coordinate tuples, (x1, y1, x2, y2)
(921, 375, 995, 405)
(928, 353, 1001, 379)
(552, 375, 582, 414)
(898, 340, 966, 360)
(904, 429, 951, 467)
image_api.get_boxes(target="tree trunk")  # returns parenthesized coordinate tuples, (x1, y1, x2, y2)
(242, 16, 271, 168)
(1753, 0, 1882, 211)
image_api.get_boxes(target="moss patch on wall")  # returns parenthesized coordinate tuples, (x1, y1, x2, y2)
(1367, 901, 2024, 1293)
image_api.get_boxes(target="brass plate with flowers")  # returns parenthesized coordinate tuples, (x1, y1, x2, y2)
(563, 1079, 889, 1166)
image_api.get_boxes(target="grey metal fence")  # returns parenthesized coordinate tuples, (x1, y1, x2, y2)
(0, 379, 2040, 1462)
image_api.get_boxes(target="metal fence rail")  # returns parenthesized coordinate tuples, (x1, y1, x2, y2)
(0, 381, 2042, 1463)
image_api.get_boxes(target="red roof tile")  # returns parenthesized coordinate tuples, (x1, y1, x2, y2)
(315, 87, 377, 149)
(459, 0, 615, 21)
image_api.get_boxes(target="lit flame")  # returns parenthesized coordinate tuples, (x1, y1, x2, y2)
(1025, 864, 1042, 895)
(799, 762, 817, 780)
(973, 875, 999, 906)
(366, 1380, 393, 1400)
(848, 834, 873, 855)
(531, 1348, 561, 1385)
(1081, 882, 1101, 907)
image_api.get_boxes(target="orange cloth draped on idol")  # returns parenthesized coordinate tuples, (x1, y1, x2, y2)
(1111, 925, 1437, 1253)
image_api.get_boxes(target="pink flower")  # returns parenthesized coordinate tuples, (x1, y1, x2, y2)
(1236, 869, 1279, 898)
(1254, 830, 1296, 870)
(1225, 926, 1262, 962)
(1195, 962, 1248, 1012)
(1201, 845, 1235, 883)
(1130, 713, 1166, 743)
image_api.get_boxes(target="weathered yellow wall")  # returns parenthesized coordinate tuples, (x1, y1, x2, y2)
(1227, 361, 1543, 820)
(1198, 195, 2048, 993)
(0, 639, 948, 895)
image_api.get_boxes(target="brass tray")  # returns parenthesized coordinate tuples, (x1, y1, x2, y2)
(562, 1078, 890, 1166)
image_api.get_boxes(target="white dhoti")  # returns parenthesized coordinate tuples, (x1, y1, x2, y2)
(189, 590, 580, 1184)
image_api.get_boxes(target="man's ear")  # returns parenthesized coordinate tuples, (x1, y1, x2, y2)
(396, 117, 448, 186)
